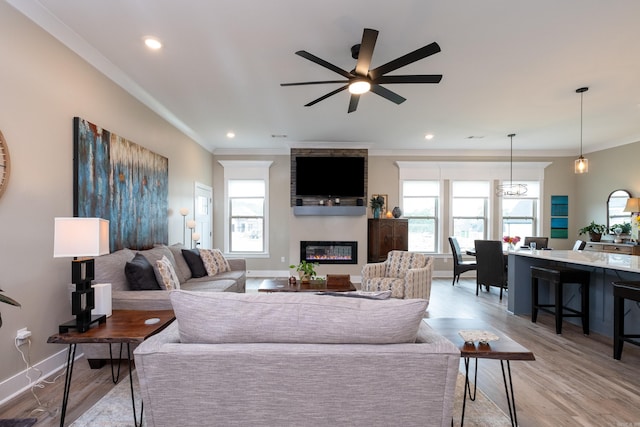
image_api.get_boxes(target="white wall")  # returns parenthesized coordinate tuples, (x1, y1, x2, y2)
(0, 2, 214, 400)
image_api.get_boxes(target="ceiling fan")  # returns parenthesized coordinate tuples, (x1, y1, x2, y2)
(281, 28, 442, 113)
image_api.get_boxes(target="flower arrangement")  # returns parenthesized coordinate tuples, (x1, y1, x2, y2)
(369, 195, 385, 210)
(502, 236, 521, 245)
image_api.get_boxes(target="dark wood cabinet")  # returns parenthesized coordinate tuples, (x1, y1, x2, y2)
(367, 219, 409, 262)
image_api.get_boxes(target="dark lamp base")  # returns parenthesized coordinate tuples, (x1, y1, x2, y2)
(58, 314, 106, 334)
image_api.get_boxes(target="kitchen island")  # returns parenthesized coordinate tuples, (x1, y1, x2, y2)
(507, 249, 640, 337)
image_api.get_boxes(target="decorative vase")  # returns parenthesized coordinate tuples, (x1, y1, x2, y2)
(392, 206, 402, 218)
(373, 207, 381, 219)
(508, 243, 515, 252)
(589, 232, 602, 242)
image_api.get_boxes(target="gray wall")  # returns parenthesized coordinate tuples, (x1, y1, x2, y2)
(0, 3, 214, 391)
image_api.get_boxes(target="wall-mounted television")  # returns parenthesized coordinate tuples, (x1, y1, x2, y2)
(295, 156, 365, 197)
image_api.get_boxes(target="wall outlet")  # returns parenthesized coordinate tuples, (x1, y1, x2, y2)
(281, 256, 285, 263)
(16, 327, 31, 346)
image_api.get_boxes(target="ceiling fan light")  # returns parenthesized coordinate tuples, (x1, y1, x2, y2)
(349, 80, 371, 95)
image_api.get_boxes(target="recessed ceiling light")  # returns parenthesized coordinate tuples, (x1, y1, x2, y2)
(144, 37, 162, 50)
(226, 132, 235, 138)
(424, 134, 434, 140)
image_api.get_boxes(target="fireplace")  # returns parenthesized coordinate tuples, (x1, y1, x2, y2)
(300, 241, 358, 265)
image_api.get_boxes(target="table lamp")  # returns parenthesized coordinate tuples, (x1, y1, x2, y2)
(53, 217, 110, 332)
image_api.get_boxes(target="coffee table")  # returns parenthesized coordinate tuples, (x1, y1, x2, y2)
(424, 318, 535, 427)
(47, 309, 175, 427)
(259, 278, 356, 292)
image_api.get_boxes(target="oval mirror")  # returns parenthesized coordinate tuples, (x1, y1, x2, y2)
(607, 189, 631, 232)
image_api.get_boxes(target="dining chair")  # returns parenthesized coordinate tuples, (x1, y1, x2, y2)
(573, 240, 586, 250)
(474, 240, 508, 300)
(524, 236, 549, 249)
(448, 237, 477, 286)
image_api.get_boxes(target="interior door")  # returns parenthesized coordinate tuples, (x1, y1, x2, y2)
(194, 182, 212, 249)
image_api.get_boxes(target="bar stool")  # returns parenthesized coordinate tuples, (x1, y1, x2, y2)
(530, 266, 591, 334)
(612, 281, 640, 360)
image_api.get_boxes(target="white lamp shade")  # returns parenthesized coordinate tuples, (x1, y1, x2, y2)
(623, 198, 640, 213)
(53, 217, 110, 258)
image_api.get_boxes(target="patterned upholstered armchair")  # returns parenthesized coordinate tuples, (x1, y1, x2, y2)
(361, 251, 433, 301)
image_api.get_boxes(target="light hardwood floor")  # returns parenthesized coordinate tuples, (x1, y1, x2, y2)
(1, 278, 640, 426)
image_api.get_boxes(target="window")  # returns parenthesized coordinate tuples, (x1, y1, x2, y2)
(396, 161, 549, 253)
(501, 182, 540, 243)
(219, 160, 272, 256)
(402, 181, 439, 252)
(229, 180, 264, 252)
(451, 181, 489, 251)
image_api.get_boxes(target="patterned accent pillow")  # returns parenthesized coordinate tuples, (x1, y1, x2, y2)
(385, 251, 426, 279)
(155, 255, 181, 290)
(199, 249, 230, 276)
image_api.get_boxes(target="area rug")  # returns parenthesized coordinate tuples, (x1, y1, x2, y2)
(70, 372, 510, 426)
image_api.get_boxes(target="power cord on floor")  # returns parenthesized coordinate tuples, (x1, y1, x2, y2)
(14, 337, 61, 418)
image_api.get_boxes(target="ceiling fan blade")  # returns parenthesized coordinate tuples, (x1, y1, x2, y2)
(370, 85, 406, 105)
(369, 42, 441, 80)
(375, 75, 443, 84)
(304, 85, 349, 107)
(281, 80, 349, 87)
(348, 94, 360, 113)
(354, 28, 378, 76)
(295, 51, 353, 79)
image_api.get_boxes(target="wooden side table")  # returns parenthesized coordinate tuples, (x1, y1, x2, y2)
(425, 318, 535, 427)
(47, 310, 175, 427)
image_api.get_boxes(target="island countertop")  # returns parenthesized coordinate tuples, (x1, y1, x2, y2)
(511, 249, 640, 273)
(507, 249, 640, 336)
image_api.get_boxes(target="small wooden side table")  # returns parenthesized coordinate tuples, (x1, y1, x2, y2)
(425, 318, 535, 427)
(47, 309, 175, 427)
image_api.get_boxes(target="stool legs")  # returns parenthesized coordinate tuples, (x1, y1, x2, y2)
(531, 276, 539, 323)
(614, 293, 624, 360)
(581, 283, 590, 335)
(554, 277, 563, 334)
(530, 267, 590, 335)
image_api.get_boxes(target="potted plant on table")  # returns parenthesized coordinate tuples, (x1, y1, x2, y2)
(0, 288, 21, 328)
(579, 221, 607, 242)
(370, 195, 385, 219)
(289, 260, 319, 283)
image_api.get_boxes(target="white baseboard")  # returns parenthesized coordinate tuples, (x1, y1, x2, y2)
(0, 345, 74, 406)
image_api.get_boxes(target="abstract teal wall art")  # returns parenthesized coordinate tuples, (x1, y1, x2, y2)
(550, 195, 569, 239)
(73, 117, 168, 251)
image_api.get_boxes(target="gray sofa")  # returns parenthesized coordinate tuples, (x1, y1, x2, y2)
(134, 291, 460, 427)
(83, 244, 246, 366)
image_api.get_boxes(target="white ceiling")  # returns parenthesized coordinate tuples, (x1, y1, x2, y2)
(8, 0, 640, 156)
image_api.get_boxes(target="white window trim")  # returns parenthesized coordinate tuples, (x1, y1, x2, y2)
(218, 160, 273, 257)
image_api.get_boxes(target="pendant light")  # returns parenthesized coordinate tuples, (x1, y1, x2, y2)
(574, 87, 589, 174)
(496, 133, 527, 197)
